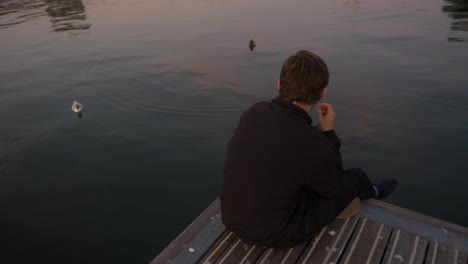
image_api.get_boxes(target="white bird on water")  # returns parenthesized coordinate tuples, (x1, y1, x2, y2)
(71, 100, 84, 118)
(71, 101, 83, 113)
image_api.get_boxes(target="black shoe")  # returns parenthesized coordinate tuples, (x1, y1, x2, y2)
(374, 177, 399, 199)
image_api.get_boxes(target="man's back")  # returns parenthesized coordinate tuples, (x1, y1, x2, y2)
(220, 96, 339, 245)
(220, 50, 397, 248)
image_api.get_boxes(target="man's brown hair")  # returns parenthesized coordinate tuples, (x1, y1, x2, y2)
(279, 50, 329, 104)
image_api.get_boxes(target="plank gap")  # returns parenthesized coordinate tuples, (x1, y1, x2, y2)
(377, 228, 394, 264)
(249, 246, 266, 264)
(287, 235, 316, 264)
(421, 241, 431, 264)
(293, 238, 314, 264)
(335, 217, 364, 264)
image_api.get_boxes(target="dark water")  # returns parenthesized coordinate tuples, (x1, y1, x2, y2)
(2, 0, 468, 263)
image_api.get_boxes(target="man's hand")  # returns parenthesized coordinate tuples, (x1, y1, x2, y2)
(316, 103, 336, 132)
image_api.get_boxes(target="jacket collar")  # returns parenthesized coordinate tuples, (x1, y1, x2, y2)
(271, 95, 313, 125)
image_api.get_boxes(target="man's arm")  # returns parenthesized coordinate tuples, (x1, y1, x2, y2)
(304, 103, 343, 198)
(323, 129, 341, 148)
(304, 131, 343, 198)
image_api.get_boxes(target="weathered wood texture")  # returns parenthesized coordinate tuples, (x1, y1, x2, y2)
(340, 218, 392, 264)
(297, 215, 359, 263)
(381, 229, 428, 264)
(426, 242, 468, 264)
(360, 199, 468, 252)
(199, 231, 237, 264)
(214, 237, 265, 264)
(150, 199, 224, 264)
(365, 199, 468, 235)
(198, 222, 467, 264)
(151, 199, 468, 264)
(256, 241, 308, 264)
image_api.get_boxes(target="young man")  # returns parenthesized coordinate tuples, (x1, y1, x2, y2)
(220, 50, 398, 248)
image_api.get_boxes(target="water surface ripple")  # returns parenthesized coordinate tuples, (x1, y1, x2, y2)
(2, 0, 468, 263)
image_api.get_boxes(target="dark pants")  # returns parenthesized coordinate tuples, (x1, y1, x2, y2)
(275, 168, 375, 248)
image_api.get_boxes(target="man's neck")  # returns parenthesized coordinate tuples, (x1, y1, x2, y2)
(292, 101, 314, 112)
(279, 95, 315, 112)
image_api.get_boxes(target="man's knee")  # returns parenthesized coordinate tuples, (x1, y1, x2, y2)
(344, 167, 367, 177)
(344, 167, 374, 199)
(344, 167, 371, 183)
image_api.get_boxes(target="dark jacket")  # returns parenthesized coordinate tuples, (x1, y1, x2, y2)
(220, 96, 343, 247)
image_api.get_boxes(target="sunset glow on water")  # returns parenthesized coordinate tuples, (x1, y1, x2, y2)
(2, 0, 468, 263)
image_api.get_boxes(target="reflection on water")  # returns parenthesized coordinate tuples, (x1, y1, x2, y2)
(2, 0, 468, 263)
(442, 0, 468, 41)
(0, 0, 45, 28)
(45, 0, 90, 32)
(0, 0, 90, 32)
(337, 0, 359, 8)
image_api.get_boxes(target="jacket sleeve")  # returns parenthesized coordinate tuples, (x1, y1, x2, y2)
(322, 130, 341, 148)
(304, 130, 343, 198)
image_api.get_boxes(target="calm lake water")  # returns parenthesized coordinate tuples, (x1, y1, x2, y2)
(2, 0, 468, 263)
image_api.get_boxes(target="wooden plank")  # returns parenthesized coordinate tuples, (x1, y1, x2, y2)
(296, 215, 359, 264)
(255, 240, 309, 264)
(150, 199, 223, 264)
(448, 247, 468, 264)
(365, 199, 468, 235)
(381, 229, 428, 264)
(199, 231, 237, 264)
(454, 249, 468, 264)
(169, 211, 225, 263)
(213, 238, 265, 264)
(426, 243, 447, 264)
(151, 197, 468, 264)
(340, 218, 392, 264)
(360, 200, 468, 252)
(426, 242, 468, 264)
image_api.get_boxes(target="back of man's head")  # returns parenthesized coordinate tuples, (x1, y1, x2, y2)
(279, 50, 329, 105)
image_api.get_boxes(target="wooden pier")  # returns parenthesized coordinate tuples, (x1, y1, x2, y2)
(151, 199, 468, 264)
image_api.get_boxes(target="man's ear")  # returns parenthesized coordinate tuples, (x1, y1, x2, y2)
(320, 87, 327, 100)
(277, 80, 281, 92)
